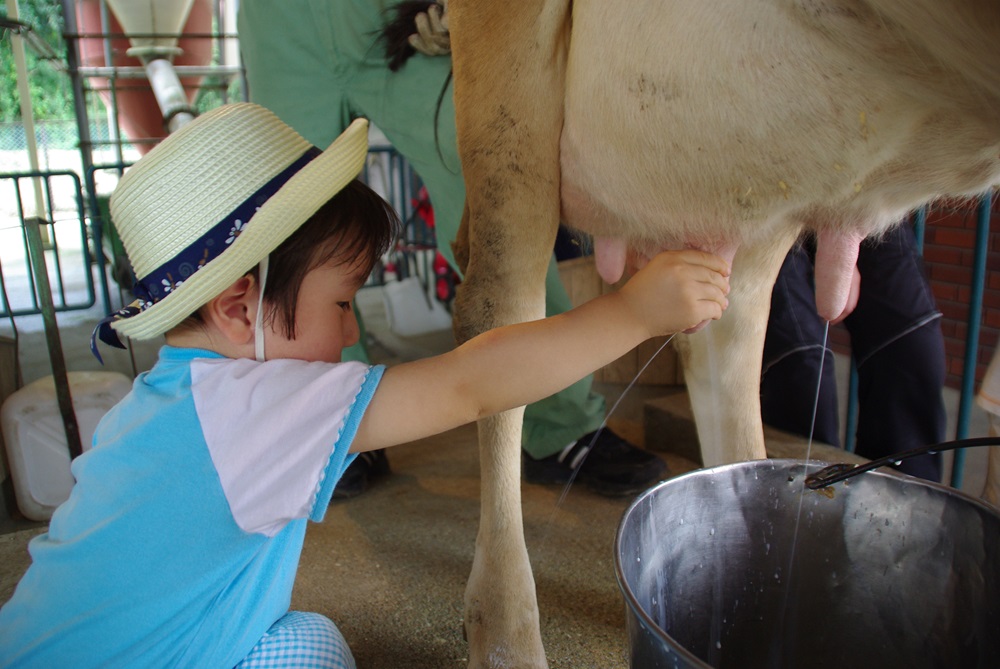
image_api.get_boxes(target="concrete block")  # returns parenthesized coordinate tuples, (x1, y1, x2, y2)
(644, 391, 868, 466)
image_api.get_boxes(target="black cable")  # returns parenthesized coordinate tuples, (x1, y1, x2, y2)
(805, 437, 1000, 489)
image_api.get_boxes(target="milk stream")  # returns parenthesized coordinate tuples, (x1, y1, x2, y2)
(771, 321, 831, 667)
(553, 335, 676, 509)
(537, 334, 676, 549)
(542, 320, 831, 668)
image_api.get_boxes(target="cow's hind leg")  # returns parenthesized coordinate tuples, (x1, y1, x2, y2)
(674, 229, 802, 467)
(449, 1, 570, 667)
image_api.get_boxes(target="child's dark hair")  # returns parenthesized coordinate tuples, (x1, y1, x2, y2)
(176, 179, 398, 338)
(263, 178, 400, 338)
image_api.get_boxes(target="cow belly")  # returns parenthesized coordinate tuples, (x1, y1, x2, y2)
(559, 0, 1000, 251)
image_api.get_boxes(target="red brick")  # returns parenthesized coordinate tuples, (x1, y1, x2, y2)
(984, 310, 1000, 329)
(953, 321, 968, 342)
(980, 330, 1000, 349)
(982, 291, 1000, 309)
(937, 299, 968, 322)
(928, 228, 977, 248)
(931, 282, 958, 302)
(956, 285, 973, 304)
(922, 245, 964, 265)
(978, 345, 996, 366)
(929, 264, 972, 284)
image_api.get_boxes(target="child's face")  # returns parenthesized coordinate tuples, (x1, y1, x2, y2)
(261, 258, 367, 363)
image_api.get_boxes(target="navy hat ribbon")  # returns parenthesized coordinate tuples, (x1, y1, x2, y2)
(90, 146, 322, 363)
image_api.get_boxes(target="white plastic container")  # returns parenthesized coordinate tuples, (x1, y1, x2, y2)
(1, 371, 132, 521)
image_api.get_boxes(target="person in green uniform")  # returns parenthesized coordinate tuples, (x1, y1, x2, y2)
(237, 0, 666, 497)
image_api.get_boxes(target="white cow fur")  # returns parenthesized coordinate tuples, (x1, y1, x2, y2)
(447, 1, 1000, 667)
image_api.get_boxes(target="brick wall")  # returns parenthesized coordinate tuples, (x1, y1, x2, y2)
(830, 195, 999, 389)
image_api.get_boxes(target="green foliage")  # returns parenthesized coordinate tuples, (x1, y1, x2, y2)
(1, 0, 74, 121)
(194, 75, 245, 114)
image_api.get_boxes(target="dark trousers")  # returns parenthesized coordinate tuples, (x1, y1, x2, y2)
(760, 224, 946, 481)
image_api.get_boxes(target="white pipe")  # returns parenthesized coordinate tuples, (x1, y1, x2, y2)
(142, 57, 196, 132)
(6, 0, 47, 222)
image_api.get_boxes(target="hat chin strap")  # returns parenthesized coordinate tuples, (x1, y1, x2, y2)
(254, 256, 269, 362)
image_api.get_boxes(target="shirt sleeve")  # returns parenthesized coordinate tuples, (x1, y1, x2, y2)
(190, 357, 384, 536)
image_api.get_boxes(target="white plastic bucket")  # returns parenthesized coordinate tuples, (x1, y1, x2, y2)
(1, 371, 132, 521)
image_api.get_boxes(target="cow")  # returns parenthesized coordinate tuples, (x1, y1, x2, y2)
(427, 1, 1000, 667)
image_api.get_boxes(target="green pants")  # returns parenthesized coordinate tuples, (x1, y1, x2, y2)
(238, 0, 606, 457)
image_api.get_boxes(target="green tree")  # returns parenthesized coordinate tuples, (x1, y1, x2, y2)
(1, 0, 74, 121)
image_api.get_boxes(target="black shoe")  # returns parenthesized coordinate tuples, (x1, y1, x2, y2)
(333, 449, 391, 500)
(522, 429, 667, 497)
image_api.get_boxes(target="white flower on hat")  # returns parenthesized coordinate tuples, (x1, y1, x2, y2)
(162, 276, 183, 293)
(227, 219, 245, 245)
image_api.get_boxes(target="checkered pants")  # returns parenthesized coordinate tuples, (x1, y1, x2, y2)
(235, 611, 356, 669)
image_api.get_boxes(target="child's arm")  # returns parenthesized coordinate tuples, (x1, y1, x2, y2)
(353, 249, 730, 452)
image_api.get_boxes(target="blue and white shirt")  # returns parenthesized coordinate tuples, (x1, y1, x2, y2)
(0, 346, 383, 668)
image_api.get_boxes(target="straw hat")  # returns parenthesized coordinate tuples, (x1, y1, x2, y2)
(102, 103, 369, 342)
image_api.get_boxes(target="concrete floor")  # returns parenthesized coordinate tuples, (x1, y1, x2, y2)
(1, 252, 996, 667)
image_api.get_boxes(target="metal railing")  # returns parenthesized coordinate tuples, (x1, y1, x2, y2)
(0, 170, 96, 318)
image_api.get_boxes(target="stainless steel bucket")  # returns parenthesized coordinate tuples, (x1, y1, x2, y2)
(614, 459, 1000, 668)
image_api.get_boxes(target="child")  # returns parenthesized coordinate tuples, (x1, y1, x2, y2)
(0, 103, 729, 668)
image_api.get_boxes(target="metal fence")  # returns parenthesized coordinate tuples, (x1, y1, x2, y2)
(0, 169, 95, 318)
(0, 118, 140, 319)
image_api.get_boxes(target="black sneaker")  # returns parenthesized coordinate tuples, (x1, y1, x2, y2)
(522, 429, 667, 497)
(333, 449, 391, 500)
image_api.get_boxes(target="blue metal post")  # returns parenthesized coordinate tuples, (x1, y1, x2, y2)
(913, 206, 927, 252)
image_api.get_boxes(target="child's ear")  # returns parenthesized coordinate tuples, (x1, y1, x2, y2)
(202, 275, 258, 345)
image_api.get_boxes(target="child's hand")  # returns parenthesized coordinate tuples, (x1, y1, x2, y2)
(618, 250, 731, 336)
